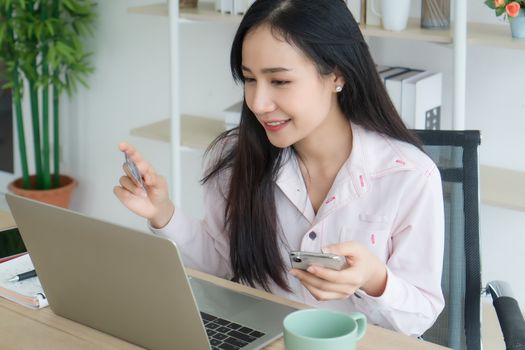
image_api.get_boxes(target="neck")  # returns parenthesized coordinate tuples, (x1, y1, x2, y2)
(294, 111, 353, 171)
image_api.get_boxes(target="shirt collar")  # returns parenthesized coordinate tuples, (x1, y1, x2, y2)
(274, 122, 413, 220)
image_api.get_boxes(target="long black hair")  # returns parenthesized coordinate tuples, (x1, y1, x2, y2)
(202, 0, 421, 292)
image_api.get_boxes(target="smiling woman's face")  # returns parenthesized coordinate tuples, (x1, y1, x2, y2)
(241, 25, 344, 149)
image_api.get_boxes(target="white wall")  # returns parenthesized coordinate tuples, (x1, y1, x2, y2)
(66, 0, 173, 231)
(1, 0, 523, 308)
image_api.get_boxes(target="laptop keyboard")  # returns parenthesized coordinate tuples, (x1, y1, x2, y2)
(200, 312, 266, 350)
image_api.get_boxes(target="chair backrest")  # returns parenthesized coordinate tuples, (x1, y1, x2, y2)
(414, 130, 482, 350)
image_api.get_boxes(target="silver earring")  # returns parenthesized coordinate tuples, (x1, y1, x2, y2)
(335, 86, 343, 93)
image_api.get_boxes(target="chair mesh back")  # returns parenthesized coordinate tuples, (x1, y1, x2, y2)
(414, 130, 482, 350)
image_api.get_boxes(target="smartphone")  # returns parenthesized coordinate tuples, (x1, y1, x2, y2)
(289, 251, 349, 271)
(123, 152, 145, 189)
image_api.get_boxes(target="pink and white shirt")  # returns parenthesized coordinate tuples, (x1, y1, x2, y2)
(151, 123, 445, 336)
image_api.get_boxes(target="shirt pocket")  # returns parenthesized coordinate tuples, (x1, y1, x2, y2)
(339, 214, 392, 262)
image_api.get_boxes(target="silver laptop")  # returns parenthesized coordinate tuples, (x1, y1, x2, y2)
(6, 194, 296, 350)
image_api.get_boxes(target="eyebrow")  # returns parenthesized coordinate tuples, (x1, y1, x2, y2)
(241, 65, 292, 74)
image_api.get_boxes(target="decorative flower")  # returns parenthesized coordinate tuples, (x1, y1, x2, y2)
(506, 2, 522, 16)
(485, 0, 524, 21)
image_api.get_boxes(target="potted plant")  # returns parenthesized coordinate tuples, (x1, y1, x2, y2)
(484, 0, 525, 38)
(0, 0, 95, 207)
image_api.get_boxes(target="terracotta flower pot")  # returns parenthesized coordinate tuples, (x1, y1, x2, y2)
(8, 175, 78, 209)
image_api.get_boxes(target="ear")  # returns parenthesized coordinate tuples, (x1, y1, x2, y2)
(332, 69, 345, 91)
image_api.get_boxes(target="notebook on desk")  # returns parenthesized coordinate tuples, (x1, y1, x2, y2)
(6, 194, 296, 350)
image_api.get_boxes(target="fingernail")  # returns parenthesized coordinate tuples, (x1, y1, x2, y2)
(307, 266, 316, 274)
(289, 270, 297, 277)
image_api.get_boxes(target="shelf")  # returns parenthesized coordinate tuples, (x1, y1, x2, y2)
(480, 165, 525, 212)
(361, 18, 452, 44)
(130, 115, 225, 151)
(468, 22, 525, 50)
(128, 3, 525, 50)
(128, 2, 241, 23)
(128, 3, 451, 42)
(127, 2, 169, 16)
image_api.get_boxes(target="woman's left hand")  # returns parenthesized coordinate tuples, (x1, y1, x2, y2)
(290, 241, 388, 301)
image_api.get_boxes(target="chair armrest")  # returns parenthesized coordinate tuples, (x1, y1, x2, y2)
(486, 281, 525, 350)
(487, 281, 515, 299)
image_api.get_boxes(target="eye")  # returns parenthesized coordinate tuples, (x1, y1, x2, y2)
(243, 77, 256, 84)
(272, 80, 290, 87)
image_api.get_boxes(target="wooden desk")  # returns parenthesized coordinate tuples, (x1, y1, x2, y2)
(0, 208, 448, 349)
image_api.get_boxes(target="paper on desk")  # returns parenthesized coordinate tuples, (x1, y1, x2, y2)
(0, 253, 48, 309)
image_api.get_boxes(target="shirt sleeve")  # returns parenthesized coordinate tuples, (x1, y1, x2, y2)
(148, 173, 232, 279)
(355, 165, 445, 336)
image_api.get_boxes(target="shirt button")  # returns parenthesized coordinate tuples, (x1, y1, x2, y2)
(308, 231, 317, 240)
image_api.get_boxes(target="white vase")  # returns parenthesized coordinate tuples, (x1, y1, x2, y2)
(371, 0, 411, 32)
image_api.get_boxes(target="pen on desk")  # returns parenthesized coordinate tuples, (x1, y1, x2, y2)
(8, 269, 37, 282)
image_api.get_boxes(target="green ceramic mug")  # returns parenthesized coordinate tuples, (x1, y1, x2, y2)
(283, 309, 367, 350)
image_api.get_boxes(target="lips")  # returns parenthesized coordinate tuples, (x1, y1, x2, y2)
(266, 120, 288, 126)
(262, 119, 291, 132)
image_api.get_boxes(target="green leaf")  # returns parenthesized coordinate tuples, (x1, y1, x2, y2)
(45, 19, 54, 36)
(0, 23, 6, 47)
(485, 0, 496, 10)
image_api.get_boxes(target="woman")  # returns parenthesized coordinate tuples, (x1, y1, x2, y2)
(114, 0, 444, 336)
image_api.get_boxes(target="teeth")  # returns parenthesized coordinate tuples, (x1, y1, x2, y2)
(267, 120, 288, 126)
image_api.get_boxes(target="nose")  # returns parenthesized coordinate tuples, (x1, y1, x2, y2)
(246, 84, 276, 115)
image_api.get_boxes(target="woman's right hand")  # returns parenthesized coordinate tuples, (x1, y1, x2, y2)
(113, 142, 175, 228)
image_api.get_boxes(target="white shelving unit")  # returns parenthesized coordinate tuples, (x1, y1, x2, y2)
(128, 1, 525, 213)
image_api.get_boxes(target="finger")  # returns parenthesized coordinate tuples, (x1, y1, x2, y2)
(139, 161, 156, 181)
(143, 170, 159, 188)
(323, 240, 359, 257)
(118, 142, 135, 155)
(119, 142, 146, 166)
(113, 186, 154, 219)
(307, 265, 363, 291)
(140, 165, 164, 189)
(119, 175, 147, 197)
(306, 265, 346, 283)
(301, 282, 352, 301)
(113, 185, 134, 204)
(291, 268, 356, 296)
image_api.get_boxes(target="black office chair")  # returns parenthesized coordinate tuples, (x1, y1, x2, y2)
(413, 130, 525, 350)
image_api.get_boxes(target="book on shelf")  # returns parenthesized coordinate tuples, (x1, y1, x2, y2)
(400, 71, 442, 130)
(216, 0, 255, 15)
(376, 65, 393, 73)
(384, 69, 424, 115)
(0, 253, 48, 309)
(377, 65, 442, 130)
(378, 67, 410, 83)
(216, 0, 233, 14)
